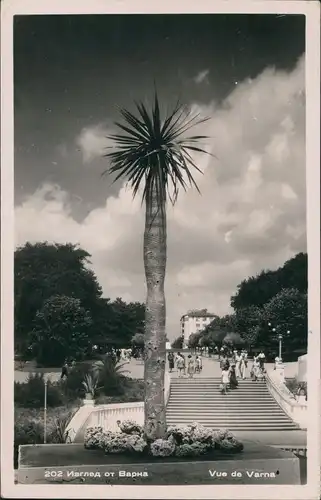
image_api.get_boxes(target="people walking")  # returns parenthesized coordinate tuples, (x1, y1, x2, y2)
(220, 354, 230, 371)
(60, 360, 69, 380)
(239, 352, 247, 380)
(221, 366, 230, 394)
(235, 351, 242, 378)
(229, 363, 238, 389)
(187, 355, 195, 378)
(258, 350, 266, 371)
(176, 354, 185, 378)
(168, 351, 175, 373)
(251, 356, 260, 381)
(195, 355, 202, 373)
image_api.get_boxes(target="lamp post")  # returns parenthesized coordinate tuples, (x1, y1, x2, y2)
(268, 322, 290, 362)
(44, 379, 48, 444)
(278, 334, 283, 360)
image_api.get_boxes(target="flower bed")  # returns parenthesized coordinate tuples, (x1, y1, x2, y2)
(84, 420, 244, 458)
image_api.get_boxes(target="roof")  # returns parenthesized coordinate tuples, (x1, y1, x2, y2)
(180, 310, 216, 320)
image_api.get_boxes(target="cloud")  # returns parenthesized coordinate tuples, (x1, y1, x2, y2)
(194, 69, 210, 84)
(76, 124, 110, 162)
(15, 56, 306, 339)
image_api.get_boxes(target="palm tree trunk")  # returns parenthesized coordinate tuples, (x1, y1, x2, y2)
(143, 186, 167, 441)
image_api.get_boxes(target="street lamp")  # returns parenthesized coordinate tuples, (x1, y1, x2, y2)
(44, 379, 48, 444)
(278, 334, 283, 360)
(268, 322, 290, 361)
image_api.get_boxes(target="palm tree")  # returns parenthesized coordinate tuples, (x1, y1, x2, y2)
(104, 93, 210, 440)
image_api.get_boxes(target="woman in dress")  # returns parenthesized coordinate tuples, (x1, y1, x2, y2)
(239, 352, 247, 380)
(176, 354, 185, 378)
(168, 351, 175, 373)
(235, 351, 242, 378)
(251, 357, 260, 381)
(221, 366, 230, 394)
(187, 355, 195, 378)
(229, 363, 238, 389)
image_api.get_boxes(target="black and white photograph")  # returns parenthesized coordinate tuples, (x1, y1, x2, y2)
(1, 1, 320, 499)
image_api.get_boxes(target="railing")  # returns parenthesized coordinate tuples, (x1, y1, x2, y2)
(86, 402, 144, 433)
(265, 370, 308, 429)
(68, 371, 171, 443)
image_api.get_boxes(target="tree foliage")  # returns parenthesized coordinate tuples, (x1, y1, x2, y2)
(171, 335, 184, 349)
(230, 253, 307, 311)
(29, 295, 92, 366)
(260, 288, 307, 357)
(14, 242, 145, 361)
(15, 242, 102, 355)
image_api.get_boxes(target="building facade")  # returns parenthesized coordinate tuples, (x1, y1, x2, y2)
(180, 309, 216, 347)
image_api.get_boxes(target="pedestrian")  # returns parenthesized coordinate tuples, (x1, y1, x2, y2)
(258, 350, 266, 370)
(229, 363, 238, 389)
(239, 352, 247, 379)
(221, 366, 230, 394)
(220, 354, 229, 371)
(251, 357, 260, 381)
(60, 360, 69, 380)
(176, 354, 185, 378)
(195, 355, 202, 373)
(235, 351, 242, 378)
(168, 351, 175, 373)
(187, 355, 195, 378)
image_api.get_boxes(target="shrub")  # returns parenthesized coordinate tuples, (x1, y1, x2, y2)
(84, 426, 147, 454)
(60, 362, 92, 399)
(14, 407, 75, 468)
(95, 378, 144, 404)
(14, 420, 44, 467)
(175, 442, 209, 457)
(150, 438, 175, 457)
(84, 426, 107, 450)
(14, 373, 65, 408)
(116, 419, 143, 435)
(92, 356, 130, 396)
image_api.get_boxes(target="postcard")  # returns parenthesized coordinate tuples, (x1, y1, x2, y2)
(1, 0, 320, 498)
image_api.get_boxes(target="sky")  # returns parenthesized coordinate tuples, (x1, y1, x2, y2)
(14, 14, 306, 339)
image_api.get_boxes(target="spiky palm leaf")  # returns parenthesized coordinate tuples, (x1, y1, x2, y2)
(103, 93, 211, 209)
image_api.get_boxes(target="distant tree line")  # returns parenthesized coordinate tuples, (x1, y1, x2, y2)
(188, 253, 307, 361)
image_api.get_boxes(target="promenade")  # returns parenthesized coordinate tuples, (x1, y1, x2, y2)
(14, 353, 299, 382)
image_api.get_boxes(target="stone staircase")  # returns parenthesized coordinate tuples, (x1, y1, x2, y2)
(166, 377, 299, 431)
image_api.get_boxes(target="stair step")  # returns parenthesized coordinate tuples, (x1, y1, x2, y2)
(166, 418, 297, 430)
(167, 405, 284, 417)
(167, 413, 291, 423)
(169, 396, 272, 399)
(166, 421, 297, 427)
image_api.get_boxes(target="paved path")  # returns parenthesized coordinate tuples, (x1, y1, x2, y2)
(14, 355, 299, 382)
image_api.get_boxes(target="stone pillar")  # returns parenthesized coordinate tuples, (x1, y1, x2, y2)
(83, 398, 95, 407)
(275, 362, 285, 383)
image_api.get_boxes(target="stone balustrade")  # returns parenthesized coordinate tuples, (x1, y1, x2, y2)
(265, 369, 308, 430)
(66, 371, 171, 443)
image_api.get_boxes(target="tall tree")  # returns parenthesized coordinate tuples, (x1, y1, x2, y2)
(105, 93, 209, 440)
(230, 252, 307, 311)
(30, 295, 92, 366)
(15, 242, 102, 356)
(261, 288, 307, 358)
(171, 335, 184, 349)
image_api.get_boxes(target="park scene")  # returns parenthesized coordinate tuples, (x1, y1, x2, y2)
(12, 13, 309, 487)
(14, 241, 308, 484)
